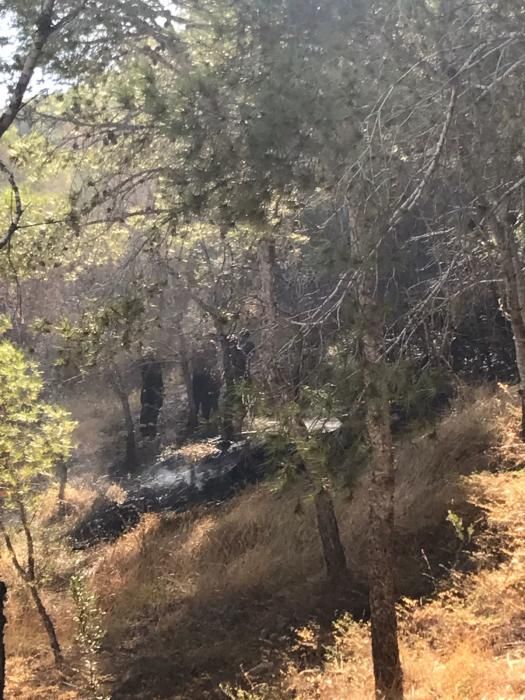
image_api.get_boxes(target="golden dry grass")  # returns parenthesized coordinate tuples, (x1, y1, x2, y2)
(276, 469, 525, 700)
(2, 385, 525, 698)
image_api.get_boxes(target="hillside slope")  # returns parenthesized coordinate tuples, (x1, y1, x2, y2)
(3, 386, 525, 699)
(242, 469, 525, 699)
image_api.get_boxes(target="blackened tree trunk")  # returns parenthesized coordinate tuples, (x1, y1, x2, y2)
(314, 486, 349, 583)
(0, 581, 6, 699)
(139, 356, 164, 440)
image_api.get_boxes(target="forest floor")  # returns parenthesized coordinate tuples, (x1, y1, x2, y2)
(2, 385, 525, 699)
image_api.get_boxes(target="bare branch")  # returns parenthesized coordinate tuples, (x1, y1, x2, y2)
(388, 84, 457, 231)
(494, 175, 525, 214)
(475, 55, 525, 102)
(0, 159, 24, 250)
(51, 0, 89, 33)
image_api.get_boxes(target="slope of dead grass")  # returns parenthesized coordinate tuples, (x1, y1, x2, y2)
(2, 384, 524, 698)
(270, 468, 525, 700)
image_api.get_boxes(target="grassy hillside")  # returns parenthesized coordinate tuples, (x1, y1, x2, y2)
(3, 386, 525, 699)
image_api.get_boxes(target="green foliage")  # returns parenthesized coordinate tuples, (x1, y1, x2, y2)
(53, 295, 147, 370)
(446, 510, 475, 545)
(0, 127, 129, 281)
(0, 319, 75, 503)
(70, 573, 107, 700)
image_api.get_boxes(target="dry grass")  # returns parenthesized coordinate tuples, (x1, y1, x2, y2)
(274, 469, 525, 700)
(2, 385, 525, 698)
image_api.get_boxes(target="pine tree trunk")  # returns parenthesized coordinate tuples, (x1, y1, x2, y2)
(258, 232, 279, 382)
(492, 217, 525, 440)
(294, 417, 349, 587)
(0, 581, 7, 699)
(314, 487, 349, 583)
(363, 316, 404, 700)
(507, 230, 525, 439)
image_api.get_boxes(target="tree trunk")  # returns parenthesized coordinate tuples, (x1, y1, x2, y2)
(0, 515, 63, 666)
(182, 355, 198, 434)
(0, 0, 56, 141)
(56, 461, 68, 519)
(110, 368, 139, 471)
(314, 486, 349, 583)
(176, 318, 198, 435)
(492, 216, 525, 439)
(258, 232, 279, 383)
(294, 419, 349, 587)
(220, 334, 236, 442)
(0, 581, 7, 699)
(349, 198, 404, 699)
(362, 314, 404, 700)
(27, 584, 63, 665)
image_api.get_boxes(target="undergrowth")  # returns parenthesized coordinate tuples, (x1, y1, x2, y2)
(1, 385, 523, 698)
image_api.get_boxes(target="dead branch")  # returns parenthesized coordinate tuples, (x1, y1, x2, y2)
(388, 84, 457, 231)
(0, 160, 24, 250)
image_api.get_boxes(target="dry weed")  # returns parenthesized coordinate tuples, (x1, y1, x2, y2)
(4, 385, 525, 699)
(277, 464, 525, 699)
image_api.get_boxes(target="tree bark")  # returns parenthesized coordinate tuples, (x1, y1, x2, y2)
(491, 216, 525, 439)
(110, 367, 139, 471)
(175, 317, 198, 435)
(258, 232, 279, 383)
(28, 584, 63, 665)
(362, 312, 404, 700)
(0, 581, 7, 699)
(56, 461, 68, 519)
(314, 486, 349, 583)
(220, 334, 236, 442)
(293, 417, 349, 587)
(0, 0, 56, 140)
(0, 515, 63, 665)
(349, 198, 404, 699)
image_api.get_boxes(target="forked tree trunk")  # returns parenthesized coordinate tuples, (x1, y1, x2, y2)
(362, 313, 403, 700)
(314, 486, 349, 583)
(0, 511, 63, 666)
(0, 580, 6, 699)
